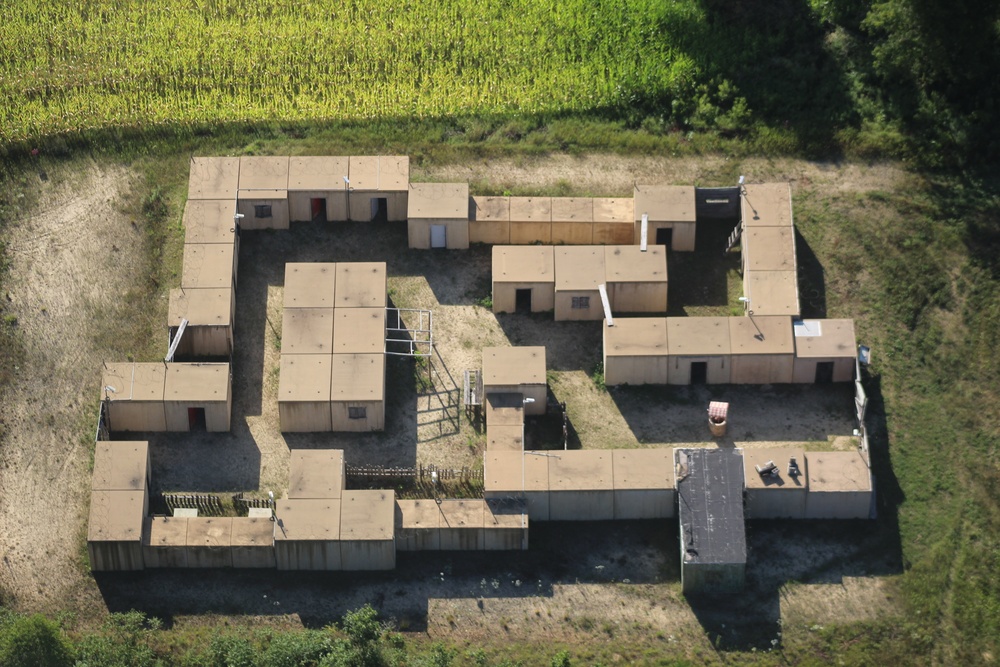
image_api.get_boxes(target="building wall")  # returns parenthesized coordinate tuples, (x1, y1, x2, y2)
(551, 222, 593, 245)
(288, 190, 349, 223)
(730, 354, 794, 384)
(804, 491, 872, 519)
(484, 524, 529, 550)
(593, 222, 635, 245)
(164, 398, 231, 432)
(634, 221, 696, 251)
(509, 221, 552, 245)
(554, 289, 603, 321)
(745, 488, 807, 519)
(275, 541, 342, 571)
(603, 355, 669, 386)
(173, 325, 232, 358)
(107, 402, 167, 432)
(396, 527, 441, 551)
(385, 191, 408, 222)
(667, 356, 731, 385)
(142, 545, 188, 569)
(792, 357, 855, 383)
(340, 540, 395, 570)
(548, 490, 615, 521)
(492, 282, 555, 313)
(606, 282, 668, 313)
(613, 489, 676, 519)
(237, 198, 290, 230)
(331, 400, 385, 432)
(485, 490, 550, 521)
(88, 541, 144, 572)
(232, 545, 277, 569)
(407, 218, 470, 250)
(439, 527, 486, 551)
(681, 561, 746, 594)
(469, 220, 510, 245)
(279, 401, 334, 433)
(348, 191, 378, 222)
(186, 544, 233, 569)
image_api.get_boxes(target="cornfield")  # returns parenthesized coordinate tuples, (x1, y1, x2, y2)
(0, 0, 705, 144)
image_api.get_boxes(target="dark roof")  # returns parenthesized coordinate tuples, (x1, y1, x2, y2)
(676, 448, 746, 566)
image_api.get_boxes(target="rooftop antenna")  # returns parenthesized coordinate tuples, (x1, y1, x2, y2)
(739, 297, 765, 340)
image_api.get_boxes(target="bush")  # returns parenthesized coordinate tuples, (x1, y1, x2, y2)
(75, 611, 159, 667)
(258, 629, 331, 667)
(208, 633, 256, 667)
(0, 613, 74, 667)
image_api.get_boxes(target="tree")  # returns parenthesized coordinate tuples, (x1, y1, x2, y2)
(0, 613, 74, 667)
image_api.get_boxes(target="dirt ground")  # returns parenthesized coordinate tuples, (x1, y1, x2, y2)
(0, 154, 904, 645)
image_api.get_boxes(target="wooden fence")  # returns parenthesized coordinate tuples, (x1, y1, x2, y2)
(346, 464, 483, 485)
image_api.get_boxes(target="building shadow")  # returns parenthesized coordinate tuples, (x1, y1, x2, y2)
(141, 427, 262, 493)
(796, 228, 827, 318)
(494, 314, 603, 372)
(667, 215, 742, 315)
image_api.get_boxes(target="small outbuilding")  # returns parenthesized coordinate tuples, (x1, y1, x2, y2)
(407, 182, 470, 249)
(278, 355, 333, 432)
(470, 196, 511, 244)
(281, 308, 335, 355)
(231, 517, 276, 568)
(509, 197, 552, 244)
(335, 262, 387, 308)
(548, 450, 615, 521)
(181, 243, 237, 291)
(88, 489, 147, 571)
(742, 448, 808, 519)
(288, 449, 345, 499)
(330, 353, 385, 431)
(188, 157, 240, 201)
(484, 451, 550, 521)
(554, 246, 605, 321)
(803, 451, 872, 519)
(274, 499, 342, 570)
(592, 198, 635, 244)
(163, 363, 232, 432)
(612, 448, 676, 519)
(394, 499, 442, 551)
(602, 317, 668, 386)
(142, 517, 189, 568)
(333, 308, 385, 354)
(438, 499, 486, 550)
(285, 262, 337, 308)
(604, 245, 668, 313)
(287, 156, 350, 222)
(236, 156, 290, 230)
(666, 317, 732, 385)
(491, 246, 555, 313)
(348, 156, 410, 222)
(186, 517, 233, 568)
(484, 393, 525, 451)
(633, 185, 696, 251)
(550, 197, 594, 245)
(482, 346, 547, 416)
(792, 319, 857, 383)
(728, 315, 795, 384)
(92, 440, 151, 493)
(168, 288, 234, 357)
(339, 490, 395, 570)
(101, 362, 167, 432)
(183, 199, 238, 246)
(484, 499, 529, 550)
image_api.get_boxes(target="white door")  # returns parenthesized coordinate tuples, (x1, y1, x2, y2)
(430, 225, 447, 248)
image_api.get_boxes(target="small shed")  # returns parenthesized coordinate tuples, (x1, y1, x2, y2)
(743, 270, 800, 317)
(491, 246, 555, 313)
(550, 197, 594, 245)
(288, 449, 345, 499)
(330, 353, 385, 431)
(666, 317, 732, 385)
(168, 288, 234, 357)
(633, 185, 696, 251)
(278, 355, 333, 432)
(163, 363, 231, 432)
(484, 499, 529, 550)
(554, 246, 605, 321)
(484, 451, 550, 521)
(792, 319, 857, 383)
(231, 517, 276, 568)
(142, 517, 189, 568)
(804, 451, 872, 519)
(548, 450, 615, 521)
(181, 243, 237, 290)
(742, 448, 807, 519)
(482, 346, 547, 416)
(285, 263, 337, 308)
(101, 362, 167, 432)
(509, 197, 552, 244)
(183, 199, 238, 246)
(92, 441, 150, 493)
(340, 490, 395, 570)
(186, 517, 233, 568)
(592, 198, 635, 245)
(485, 393, 525, 451)
(728, 315, 795, 384)
(335, 262, 387, 309)
(469, 196, 511, 244)
(604, 245, 668, 313)
(236, 156, 290, 230)
(347, 156, 410, 222)
(612, 449, 676, 519)
(287, 156, 350, 222)
(188, 157, 240, 200)
(88, 490, 147, 571)
(438, 499, 486, 550)
(274, 499, 342, 570)
(379, 155, 410, 221)
(281, 308, 335, 355)
(394, 499, 442, 551)
(602, 317, 668, 385)
(407, 182, 470, 249)
(333, 308, 385, 354)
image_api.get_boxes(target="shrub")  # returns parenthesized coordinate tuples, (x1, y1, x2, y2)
(0, 613, 74, 667)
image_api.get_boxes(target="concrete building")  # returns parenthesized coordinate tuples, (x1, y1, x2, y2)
(438, 499, 486, 550)
(509, 197, 552, 244)
(186, 517, 233, 568)
(333, 308, 385, 354)
(484, 499, 529, 550)
(728, 315, 795, 384)
(142, 517, 189, 568)
(548, 450, 615, 521)
(279, 355, 333, 432)
(87, 441, 150, 571)
(237, 156, 290, 230)
(604, 245, 668, 313)
(168, 288, 234, 357)
(230, 517, 277, 568)
(287, 156, 350, 222)
(484, 450, 551, 521)
(792, 319, 857, 383)
(633, 185, 696, 251)
(274, 498, 342, 570)
(469, 195, 511, 244)
(491, 246, 555, 313)
(101, 362, 168, 432)
(553, 246, 605, 321)
(592, 198, 635, 244)
(181, 243, 237, 291)
(280, 308, 335, 355)
(482, 346, 547, 415)
(162, 362, 232, 432)
(742, 448, 808, 519)
(340, 490, 395, 570)
(183, 199, 238, 246)
(348, 156, 410, 222)
(666, 317, 732, 385)
(288, 449, 345, 499)
(804, 451, 872, 519)
(335, 262, 387, 309)
(550, 197, 594, 245)
(285, 263, 337, 308)
(395, 499, 443, 551)
(484, 392, 525, 451)
(407, 182, 470, 249)
(612, 448, 676, 519)
(740, 183, 800, 316)
(602, 317, 669, 386)
(187, 157, 239, 201)
(330, 353, 385, 431)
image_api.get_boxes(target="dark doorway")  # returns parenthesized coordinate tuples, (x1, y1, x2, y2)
(515, 289, 532, 313)
(371, 197, 388, 223)
(815, 361, 835, 384)
(690, 361, 708, 385)
(310, 197, 327, 222)
(656, 227, 673, 247)
(188, 407, 206, 431)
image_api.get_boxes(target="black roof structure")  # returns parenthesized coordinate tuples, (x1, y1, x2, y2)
(676, 448, 746, 566)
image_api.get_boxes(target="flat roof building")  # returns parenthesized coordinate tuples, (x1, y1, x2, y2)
(237, 156, 290, 230)
(284, 263, 337, 309)
(287, 156, 350, 222)
(509, 197, 552, 245)
(553, 246, 605, 321)
(274, 499, 342, 570)
(728, 315, 795, 384)
(604, 245, 668, 313)
(602, 317, 668, 386)
(187, 157, 239, 200)
(742, 447, 808, 519)
(168, 288, 234, 357)
(804, 451, 872, 519)
(482, 346, 546, 415)
(550, 197, 594, 245)
(484, 451, 551, 521)
(330, 353, 385, 431)
(792, 319, 857, 383)
(278, 355, 333, 432)
(548, 450, 614, 521)
(470, 195, 511, 245)
(163, 362, 231, 432)
(491, 246, 555, 314)
(666, 317, 732, 385)
(407, 182, 469, 249)
(612, 448, 676, 519)
(335, 262, 387, 309)
(633, 185, 696, 251)
(340, 490, 395, 570)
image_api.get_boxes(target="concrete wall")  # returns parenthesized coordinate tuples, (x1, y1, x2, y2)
(289, 191, 349, 223)
(554, 289, 604, 321)
(551, 222, 593, 245)
(88, 541, 144, 572)
(603, 355, 669, 386)
(492, 283, 555, 313)
(804, 491, 872, 519)
(730, 354, 794, 384)
(593, 222, 634, 245)
(408, 218, 470, 250)
(548, 490, 615, 521)
(237, 197, 289, 230)
(275, 541, 342, 571)
(745, 488, 807, 519)
(172, 325, 232, 358)
(186, 517, 233, 568)
(606, 282, 668, 313)
(792, 357, 855, 383)
(509, 221, 552, 245)
(667, 356, 731, 385)
(107, 402, 167, 432)
(231, 518, 276, 568)
(331, 400, 384, 432)
(340, 540, 395, 570)
(164, 397, 231, 432)
(613, 489, 676, 520)
(635, 221, 695, 251)
(469, 220, 510, 244)
(279, 401, 334, 432)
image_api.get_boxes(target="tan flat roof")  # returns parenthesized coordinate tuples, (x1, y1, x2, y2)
(143, 516, 188, 547)
(93, 441, 149, 491)
(728, 315, 794, 355)
(395, 499, 442, 530)
(164, 363, 230, 403)
(612, 449, 675, 490)
(340, 490, 395, 540)
(439, 499, 485, 528)
(485, 499, 527, 527)
(285, 263, 337, 309)
(168, 288, 232, 327)
(289, 449, 344, 499)
(509, 197, 552, 223)
(633, 185, 696, 222)
(288, 156, 349, 191)
(279, 355, 332, 403)
(805, 451, 871, 492)
(471, 196, 510, 222)
(743, 448, 807, 490)
(551, 197, 594, 223)
(407, 182, 470, 219)
(487, 424, 524, 451)
(231, 517, 274, 547)
(743, 227, 796, 271)
(793, 319, 857, 358)
(188, 157, 239, 200)
(88, 490, 145, 542)
(485, 393, 525, 426)
(745, 270, 800, 316)
(485, 451, 549, 492)
(742, 183, 792, 228)
(181, 243, 234, 290)
(555, 246, 605, 290)
(593, 198, 633, 223)
(492, 246, 554, 283)
(666, 317, 731, 356)
(102, 362, 166, 402)
(333, 308, 385, 354)
(330, 354, 385, 401)
(274, 499, 341, 541)
(604, 317, 668, 357)
(183, 200, 237, 244)
(281, 308, 335, 355)
(236, 188, 286, 201)
(483, 346, 546, 386)
(347, 156, 378, 191)
(378, 156, 409, 192)
(335, 262, 387, 308)
(238, 156, 289, 191)
(605, 245, 667, 283)
(548, 450, 613, 491)
(187, 517, 232, 548)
